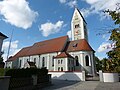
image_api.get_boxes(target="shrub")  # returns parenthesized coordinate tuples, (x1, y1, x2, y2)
(0, 68, 10, 76)
(5, 68, 48, 78)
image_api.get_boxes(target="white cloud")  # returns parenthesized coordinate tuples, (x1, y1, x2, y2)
(82, 0, 119, 18)
(59, 0, 66, 3)
(59, 0, 77, 8)
(84, 0, 100, 4)
(67, 30, 72, 38)
(67, 0, 77, 8)
(39, 21, 64, 37)
(0, 0, 38, 29)
(97, 42, 115, 52)
(2, 40, 20, 61)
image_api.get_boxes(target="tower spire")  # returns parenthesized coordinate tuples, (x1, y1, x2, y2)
(71, 7, 88, 41)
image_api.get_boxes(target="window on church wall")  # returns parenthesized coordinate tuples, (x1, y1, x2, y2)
(58, 60, 60, 64)
(42, 57, 45, 67)
(85, 55, 89, 66)
(27, 59, 29, 62)
(34, 58, 36, 63)
(58, 67, 60, 71)
(75, 24, 80, 28)
(61, 60, 63, 64)
(69, 67, 70, 71)
(75, 56, 79, 66)
(52, 56, 54, 66)
(19, 60, 21, 67)
(61, 67, 63, 71)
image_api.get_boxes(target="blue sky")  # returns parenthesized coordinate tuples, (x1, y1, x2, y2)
(0, 0, 119, 61)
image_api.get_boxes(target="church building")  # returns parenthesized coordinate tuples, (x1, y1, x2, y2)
(6, 8, 96, 76)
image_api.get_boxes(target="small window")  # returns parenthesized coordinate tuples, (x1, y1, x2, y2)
(34, 58, 36, 63)
(75, 24, 79, 28)
(75, 56, 79, 66)
(58, 67, 60, 71)
(42, 57, 45, 67)
(27, 59, 29, 62)
(73, 43, 77, 47)
(52, 56, 54, 66)
(72, 67, 73, 71)
(69, 60, 70, 64)
(19, 60, 21, 67)
(85, 55, 89, 66)
(61, 60, 63, 64)
(61, 67, 63, 71)
(69, 67, 70, 71)
(58, 60, 60, 64)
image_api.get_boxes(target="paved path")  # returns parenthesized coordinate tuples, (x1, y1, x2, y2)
(42, 79, 120, 90)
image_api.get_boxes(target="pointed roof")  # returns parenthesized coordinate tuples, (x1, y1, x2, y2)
(55, 52, 73, 58)
(66, 39, 94, 52)
(0, 32, 8, 39)
(72, 8, 87, 24)
(76, 8, 87, 24)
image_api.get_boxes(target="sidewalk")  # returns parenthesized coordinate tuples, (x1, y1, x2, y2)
(42, 79, 120, 90)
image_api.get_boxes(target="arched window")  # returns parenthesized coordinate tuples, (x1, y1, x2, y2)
(42, 57, 45, 67)
(19, 60, 21, 67)
(34, 58, 36, 63)
(61, 67, 63, 71)
(58, 67, 60, 71)
(85, 55, 89, 66)
(52, 56, 54, 66)
(75, 56, 79, 66)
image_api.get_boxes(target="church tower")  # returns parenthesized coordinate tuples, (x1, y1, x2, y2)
(71, 8, 88, 41)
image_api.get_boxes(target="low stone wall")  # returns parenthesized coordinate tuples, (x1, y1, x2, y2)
(48, 71, 85, 81)
(99, 70, 120, 82)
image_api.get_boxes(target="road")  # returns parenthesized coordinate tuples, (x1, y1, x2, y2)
(42, 79, 120, 90)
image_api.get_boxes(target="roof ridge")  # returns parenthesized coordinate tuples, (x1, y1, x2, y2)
(34, 35, 68, 45)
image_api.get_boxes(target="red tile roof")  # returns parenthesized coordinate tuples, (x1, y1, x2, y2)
(7, 36, 94, 62)
(7, 46, 31, 62)
(7, 36, 68, 61)
(66, 39, 94, 52)
(26, 35, 68, 55)
(55, 52, 73, 58)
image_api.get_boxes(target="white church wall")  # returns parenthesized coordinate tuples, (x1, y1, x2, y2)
(69, 51, 82, 71)
(12, 59, 19, 68)
(30, 55, 39, 68)
(54, 58, 67, 71)
(48, 52, 57, 71)
(6, 61, 12, 68)
(68, 51, 94, 75)
(48, 71, 84, 81)
(68, 58, 74, 71)
(39, 52, 57, 70)
(82, 51, 94, 75)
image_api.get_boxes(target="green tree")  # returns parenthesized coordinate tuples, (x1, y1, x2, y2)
(95, 56, 102, 72)
(104, 3, 120, 72)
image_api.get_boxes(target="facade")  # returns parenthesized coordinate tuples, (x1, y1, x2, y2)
(0, 32, 7, 55)
(6, 8, 96, 76)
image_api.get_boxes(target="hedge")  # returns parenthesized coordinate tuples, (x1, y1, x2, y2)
(0, 68, 10, 76)
(5, 67, 48, 78)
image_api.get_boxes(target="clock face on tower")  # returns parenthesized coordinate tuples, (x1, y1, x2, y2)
(74, 30, 79, 35)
